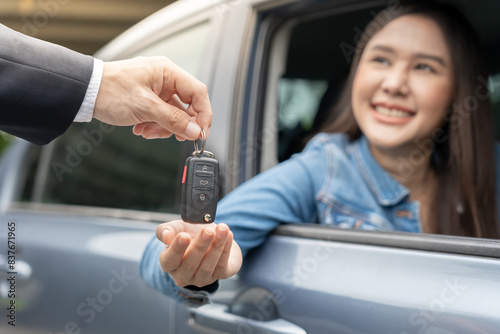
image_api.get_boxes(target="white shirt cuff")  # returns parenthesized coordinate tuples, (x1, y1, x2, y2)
(73, 58, 104, 122)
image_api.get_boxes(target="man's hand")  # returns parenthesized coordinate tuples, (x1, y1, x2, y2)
(93, 56, 212, 141)
(156, 220, 242, 288)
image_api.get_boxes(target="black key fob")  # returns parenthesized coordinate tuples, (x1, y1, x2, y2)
(181, 151, 219, 223)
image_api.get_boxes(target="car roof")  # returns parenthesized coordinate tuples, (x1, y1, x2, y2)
(94, 0, 226, 60)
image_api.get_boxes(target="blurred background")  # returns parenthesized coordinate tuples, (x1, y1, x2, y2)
(0, 0, 175, 152)
(0, 0, 174, 54)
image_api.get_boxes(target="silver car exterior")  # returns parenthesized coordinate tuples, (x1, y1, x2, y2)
(1, 0, 500, 333)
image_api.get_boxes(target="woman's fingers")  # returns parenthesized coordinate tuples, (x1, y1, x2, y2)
(157, 222, 238, 287)
(159, 232, 191, 272)
(213, 230, 234, 278)
(156, 220, 200, 245)
(156, 221, 182, 245)
(192, 224, 229, 285)
(173, 226, 216, 286)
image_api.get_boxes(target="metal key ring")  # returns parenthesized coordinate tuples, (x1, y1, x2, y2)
(192, 150, 214, 158)
(193, 128, 206, 155)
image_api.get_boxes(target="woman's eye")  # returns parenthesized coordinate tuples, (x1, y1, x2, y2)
(415, 63, 436, 73)
(372, 57, 390, 65)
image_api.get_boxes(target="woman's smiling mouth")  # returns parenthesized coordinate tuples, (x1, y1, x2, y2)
(370, 103, 415, 124)
(374, 105, 413, 117)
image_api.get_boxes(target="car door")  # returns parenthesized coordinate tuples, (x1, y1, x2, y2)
(185, 227, 500, 334)
(0, 2, 226, 333)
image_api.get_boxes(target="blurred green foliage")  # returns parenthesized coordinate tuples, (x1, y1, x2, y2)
(0, 131, 15, 155)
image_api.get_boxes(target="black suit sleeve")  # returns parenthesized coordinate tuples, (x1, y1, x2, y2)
(0, 24, 94, 145)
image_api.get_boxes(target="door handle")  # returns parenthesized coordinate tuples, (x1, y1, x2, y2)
(190, 303, 307, 334)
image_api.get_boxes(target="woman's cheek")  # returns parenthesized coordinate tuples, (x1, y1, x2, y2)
(352, 67, 372, 109)
(412, 78, 452, 122)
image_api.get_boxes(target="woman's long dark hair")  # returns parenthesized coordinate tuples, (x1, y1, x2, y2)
(320, 0, 499, 238)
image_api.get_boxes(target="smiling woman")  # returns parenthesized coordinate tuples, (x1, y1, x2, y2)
(321, 0, 498, 238)
(351, 14, 455, 233)
(353, 17, 453, 138)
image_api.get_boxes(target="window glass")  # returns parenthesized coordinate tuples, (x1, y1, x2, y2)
(277, 78, 327, 162)
(37, 121, 185, 212)
(21, 22, 210, 213)
(489, 73, 500, 139)
(489, 73, 500, 103)
(278, 79, 328, 130)
(18, 145, 42, 202)
(271, 11, 356, 163)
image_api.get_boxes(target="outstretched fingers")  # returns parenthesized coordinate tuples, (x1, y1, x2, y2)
(191, 224, 230, 285)
(213, 229, 235, 279)
(173, 226, 217, 286)
(156, 221, 238, 287)
(156, 220, 196, 245)
(159, 233, 191, 272)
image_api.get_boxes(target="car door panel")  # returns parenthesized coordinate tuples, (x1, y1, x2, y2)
(230, 231, 500, 333)
(0, 211, 178, 334)
(172, 225, 500, 333)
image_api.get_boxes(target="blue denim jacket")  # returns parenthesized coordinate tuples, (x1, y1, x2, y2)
(140, 133, 500, 304)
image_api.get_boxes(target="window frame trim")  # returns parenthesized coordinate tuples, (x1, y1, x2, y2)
(274, 223, 500, 259)
(9, 201, 179, 223)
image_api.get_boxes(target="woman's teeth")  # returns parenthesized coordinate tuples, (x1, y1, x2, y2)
(374, 106, 413, 118)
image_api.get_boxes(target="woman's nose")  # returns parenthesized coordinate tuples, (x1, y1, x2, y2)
(381, 66, 410, 96)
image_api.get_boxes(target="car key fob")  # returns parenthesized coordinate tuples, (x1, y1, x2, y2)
(180, 132, 219, 223)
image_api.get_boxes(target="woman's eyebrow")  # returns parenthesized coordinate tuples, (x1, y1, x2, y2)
(415, 53, 446, 66)
(370, 45, 395, 53)
(370, 45, 446, 66)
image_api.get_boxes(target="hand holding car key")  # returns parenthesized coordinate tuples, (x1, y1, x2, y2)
(156, 129, 241, 289)
(181, 129, 219, 223)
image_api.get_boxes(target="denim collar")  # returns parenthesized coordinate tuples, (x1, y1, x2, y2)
(350, 136, 410, 206)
